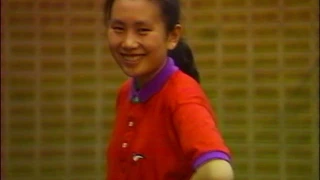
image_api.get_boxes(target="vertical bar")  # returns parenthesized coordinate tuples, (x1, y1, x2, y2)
(278, 0, 286, 179)
(246, 0, 255, 179)
(34, 0, 41, 179)
(95, 1, 104, 179)
(216, 0, 223, 130)
(1, 0, 9, 179)
(310, 0, 319, 179)
(184, 0, 192, 33)
(65, 1, 72, 179)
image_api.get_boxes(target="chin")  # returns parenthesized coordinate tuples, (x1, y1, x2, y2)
(121, 67, 143, 78)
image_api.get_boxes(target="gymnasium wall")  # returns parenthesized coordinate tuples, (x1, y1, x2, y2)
(1, 0, 319, 179)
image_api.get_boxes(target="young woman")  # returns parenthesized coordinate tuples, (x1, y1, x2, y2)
(104, 0, 234, 179)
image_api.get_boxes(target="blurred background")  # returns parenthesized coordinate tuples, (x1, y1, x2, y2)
(1, 0, 319, 180)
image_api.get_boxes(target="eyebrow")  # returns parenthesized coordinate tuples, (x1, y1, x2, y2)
(109, 18, 152, 26)
(135, 20, 152, 26)
(109, 19, 124, 25)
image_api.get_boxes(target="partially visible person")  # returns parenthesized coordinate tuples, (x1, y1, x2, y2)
(104, 0, 234, 179)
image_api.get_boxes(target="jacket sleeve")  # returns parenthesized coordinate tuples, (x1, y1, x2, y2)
(172, 87, 231, 169)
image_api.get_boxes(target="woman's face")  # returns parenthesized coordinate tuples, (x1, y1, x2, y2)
(107, 0, 179, 84)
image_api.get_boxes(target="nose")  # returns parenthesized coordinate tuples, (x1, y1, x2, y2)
(121, 32, 139, 50)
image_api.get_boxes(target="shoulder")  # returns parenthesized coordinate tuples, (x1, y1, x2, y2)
(165, 70, 209, 107)
(117, 78, 131, 95)
(115, 78, 131, 105)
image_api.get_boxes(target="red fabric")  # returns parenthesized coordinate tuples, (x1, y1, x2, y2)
(107, 71, 230, 180)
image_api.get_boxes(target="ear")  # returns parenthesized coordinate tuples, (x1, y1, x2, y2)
(167, 24, 182, 50)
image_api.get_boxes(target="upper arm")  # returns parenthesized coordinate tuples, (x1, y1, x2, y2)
(173, 103, 230, 162)
(173, 103, 233, 179)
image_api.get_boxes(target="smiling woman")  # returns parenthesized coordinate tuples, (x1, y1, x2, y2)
(104, 0, 233, 180)
(106, 0, 181, 86)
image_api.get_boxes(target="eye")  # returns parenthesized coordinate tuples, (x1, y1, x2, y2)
(111, 26, 124, 33)
(138, 28, 151, 35)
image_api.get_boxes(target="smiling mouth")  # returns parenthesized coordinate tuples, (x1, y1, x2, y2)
(120, 54, 145, 64)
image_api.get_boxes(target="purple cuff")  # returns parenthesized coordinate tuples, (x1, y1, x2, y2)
(193, 151, 231, 170)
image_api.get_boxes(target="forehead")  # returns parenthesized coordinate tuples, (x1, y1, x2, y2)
(110, 0, 163, 24)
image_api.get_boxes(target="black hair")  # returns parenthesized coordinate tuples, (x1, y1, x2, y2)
(103, 0, 200, 83)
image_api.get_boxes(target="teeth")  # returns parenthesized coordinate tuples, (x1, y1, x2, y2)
(123, 55, 141, 61)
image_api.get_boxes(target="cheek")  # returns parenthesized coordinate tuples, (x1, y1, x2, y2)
(144, 34, 168, 51)
(107, 31, 119, 48)
(145, 37, 168, 65)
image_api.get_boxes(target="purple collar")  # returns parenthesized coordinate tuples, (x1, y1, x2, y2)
(129, 57, 178, 103)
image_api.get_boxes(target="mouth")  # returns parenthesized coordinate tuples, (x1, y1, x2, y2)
(120, 53, 145, 65)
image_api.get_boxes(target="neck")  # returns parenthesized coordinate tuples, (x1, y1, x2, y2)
(134, 60, 167, 89)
